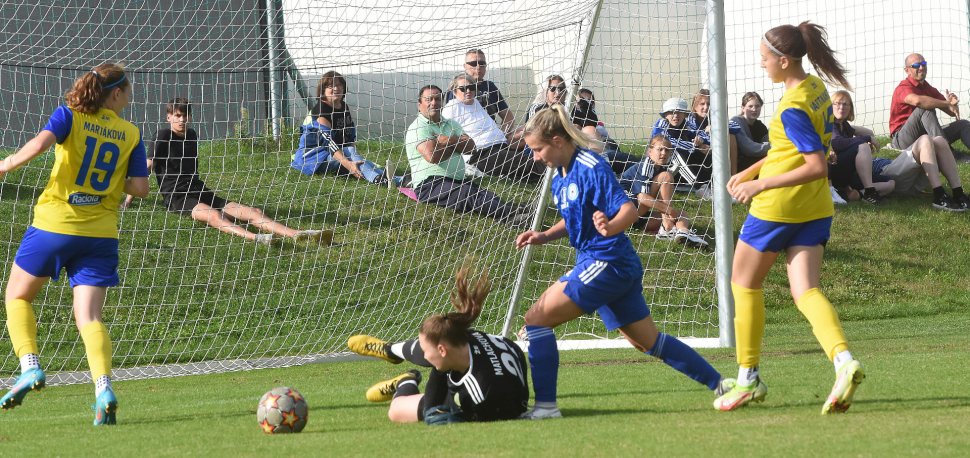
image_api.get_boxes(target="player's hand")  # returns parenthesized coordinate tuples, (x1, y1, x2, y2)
(728, 180, 764, 205)
(345, 160, 365, 178)
(119, 194, 135, 209)
(693, 136, 704, 147)
(592, 210, 611, 236)
(516, 230, 547, 249)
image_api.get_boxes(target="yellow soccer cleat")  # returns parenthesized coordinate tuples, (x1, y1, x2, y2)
(713, 379, 768, 411)
(822, 360, 865, 414)
(347, 335, 403, 364)
(365, 370, 421, 403)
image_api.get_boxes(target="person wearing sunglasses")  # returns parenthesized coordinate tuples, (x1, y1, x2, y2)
(443, 49, 515, 136)
(889, 53, 970, 210)
(441, 73, 545, 183)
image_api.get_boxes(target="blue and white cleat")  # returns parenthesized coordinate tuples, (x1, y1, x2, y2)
(1, 367, 46, 410)
(92, 390, 118, 425)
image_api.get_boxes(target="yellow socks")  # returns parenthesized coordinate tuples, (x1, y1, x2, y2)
(731, 282, 766, 368)
(796, 288, 849, 361)
(80, 321, 113, 381)
(6, 299, 39, 358)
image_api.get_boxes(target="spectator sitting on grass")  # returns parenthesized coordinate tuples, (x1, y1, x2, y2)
(828, 90, 895, 205)
(729, 92, 771, 175)
(620, 134, 708, 249)
(292, 71, 394, 186)
(441, 73, 545, 183)
(685, 88, 744, 175)
(575, 88, 641, 176)
(125, 97, 330, 245)
(652, 98, 712, 199)
(406, 85, 533, 226)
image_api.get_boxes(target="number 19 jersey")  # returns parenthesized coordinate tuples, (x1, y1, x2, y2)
(33, 106, 149, 238)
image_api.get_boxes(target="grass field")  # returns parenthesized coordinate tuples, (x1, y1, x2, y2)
(0, 312, 968, 457)
(1, 137, 970, 456)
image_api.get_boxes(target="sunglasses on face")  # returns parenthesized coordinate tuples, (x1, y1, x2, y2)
(456, 85, 477, 93)
(466, 60, 487, 67)
(548, 85, 567, 93)
(907, 61, 927, 69)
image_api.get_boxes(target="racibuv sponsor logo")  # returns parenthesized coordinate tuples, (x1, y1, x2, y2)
(68, 192, 104, 206)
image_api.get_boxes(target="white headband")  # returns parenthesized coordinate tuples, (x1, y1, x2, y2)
(762, 33, 786, 57)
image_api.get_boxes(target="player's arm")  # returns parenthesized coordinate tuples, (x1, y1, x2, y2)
(121, 159, 153, 208)
(593, 201, 637, 236)
(124, 176, 150, 199)
(0, 130, 57, 178)
(516, 219, 567, 249)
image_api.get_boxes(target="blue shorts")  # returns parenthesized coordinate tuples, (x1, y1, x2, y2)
(14, 226, 120, 288)
(559, 258, 650, 330)
(739, 214, 831, 253)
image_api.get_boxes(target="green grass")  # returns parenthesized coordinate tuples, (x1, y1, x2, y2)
(0, 311, 968, 457)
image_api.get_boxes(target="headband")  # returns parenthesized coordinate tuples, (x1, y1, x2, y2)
(762, 33, 786, 57)
(102, 74, 126, 89)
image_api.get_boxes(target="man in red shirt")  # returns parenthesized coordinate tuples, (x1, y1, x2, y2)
(886, 53, 970, 211)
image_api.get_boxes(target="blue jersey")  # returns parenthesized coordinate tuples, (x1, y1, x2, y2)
(551, 148, 638, 268)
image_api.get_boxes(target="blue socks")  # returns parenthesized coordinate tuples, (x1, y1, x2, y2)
(525, 325, 558, 403)
(646, 333, 722, 390)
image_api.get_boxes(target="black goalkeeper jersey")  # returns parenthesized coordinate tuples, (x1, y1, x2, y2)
(426, 330, 529, 422)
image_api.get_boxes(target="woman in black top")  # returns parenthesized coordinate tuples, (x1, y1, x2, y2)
(347, 259, 529, 424)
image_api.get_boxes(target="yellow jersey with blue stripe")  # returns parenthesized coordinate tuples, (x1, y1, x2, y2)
(33, 106, 149, 238)
(750, 74, 834, 223)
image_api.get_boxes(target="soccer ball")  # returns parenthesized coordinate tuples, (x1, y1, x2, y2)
(257, 387, 308, 434)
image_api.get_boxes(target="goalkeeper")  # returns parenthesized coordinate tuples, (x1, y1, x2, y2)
(347, 259, 529, 424)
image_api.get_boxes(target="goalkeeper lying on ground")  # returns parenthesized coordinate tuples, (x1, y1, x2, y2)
(347, 259, 529, 424)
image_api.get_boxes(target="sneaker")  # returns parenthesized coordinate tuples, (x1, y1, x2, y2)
(714, 377, 736, 397)
(681, 230, 710, 250)
(504, 208, 534, 228)
(372, 174, 388, 186)
(953, 193, 970, 210)
(859, 189, 883, 205)
(365, 370, 422, 403)
(821, 360, 865, 414)
(464, 162, 486, 178)
(92, 389, 118, 425)
(0, 367, 46, 410)
(932, 194, 966, 212)
(518, 405, 563, 420)
(292, 230, 334, 245)
(656, 226, 678, 241)
(713, 378, 768, 411)
(347, 335, 403, 364)
(695, 184, 713, 201)
(253, 234, 279, 245)
(830, 186, 847, 205)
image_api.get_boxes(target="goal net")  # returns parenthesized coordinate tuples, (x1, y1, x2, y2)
(13, 0, 961, 384)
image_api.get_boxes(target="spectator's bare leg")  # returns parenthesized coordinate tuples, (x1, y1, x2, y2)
(854, 143, 875, 189)
(932, 136, 962, 188)
(911, 135, 943, 188)
(874, 180, 895, 196)
(221, 202, 299, 237)
(191, 203, 258, 240)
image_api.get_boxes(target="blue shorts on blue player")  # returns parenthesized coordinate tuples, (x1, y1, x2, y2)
(560, 255, 650, 330)
(738, 215, 831, 253)
(13, 226, 120, 287)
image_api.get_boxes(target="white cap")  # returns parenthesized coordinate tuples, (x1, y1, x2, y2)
(660, 98, 689, 115)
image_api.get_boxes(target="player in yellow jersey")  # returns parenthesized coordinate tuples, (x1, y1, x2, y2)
(0, 63, 150, 425)
(714, 22, 865, 414)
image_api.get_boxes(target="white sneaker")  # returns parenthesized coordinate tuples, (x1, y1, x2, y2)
(682, 230, 709, 250)
(830, 186, 847, 205)
(656, 226, 677, 241)
(518, 405, 562, 420)
(292, 230, 334, 245)
(695, 184, 713, 201)
(462, 154, 486, 178)
(253, 234, 277, 245)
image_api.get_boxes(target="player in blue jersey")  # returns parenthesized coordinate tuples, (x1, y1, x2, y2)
(0, 63, 150, 425)
(514, 104, 732, 419)
(716, 22, 865, 414)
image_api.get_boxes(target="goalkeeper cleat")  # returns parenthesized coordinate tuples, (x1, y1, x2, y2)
(714, 377, 737, 397)
(92, 390, 118, 426)
(366, 370, 421, 403)
(347, 335, 403, 364)
(518, 405, 563, 420)
(1, 367, 46, 410)
(822, 360, 865, 415)
(713, 378, 768, 411)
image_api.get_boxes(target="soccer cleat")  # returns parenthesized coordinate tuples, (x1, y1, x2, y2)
(92, 389, 118, 425)
(365, 370, 421, 403)
(822, 360, 865, 415)
(292, 229, 334, 246)
(714, 377, 737, 397)
(347, 335, 403, 364)
(713, 378, 768, 411)
(518, 405, 563, 420)
(0, 367, 46, 410)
